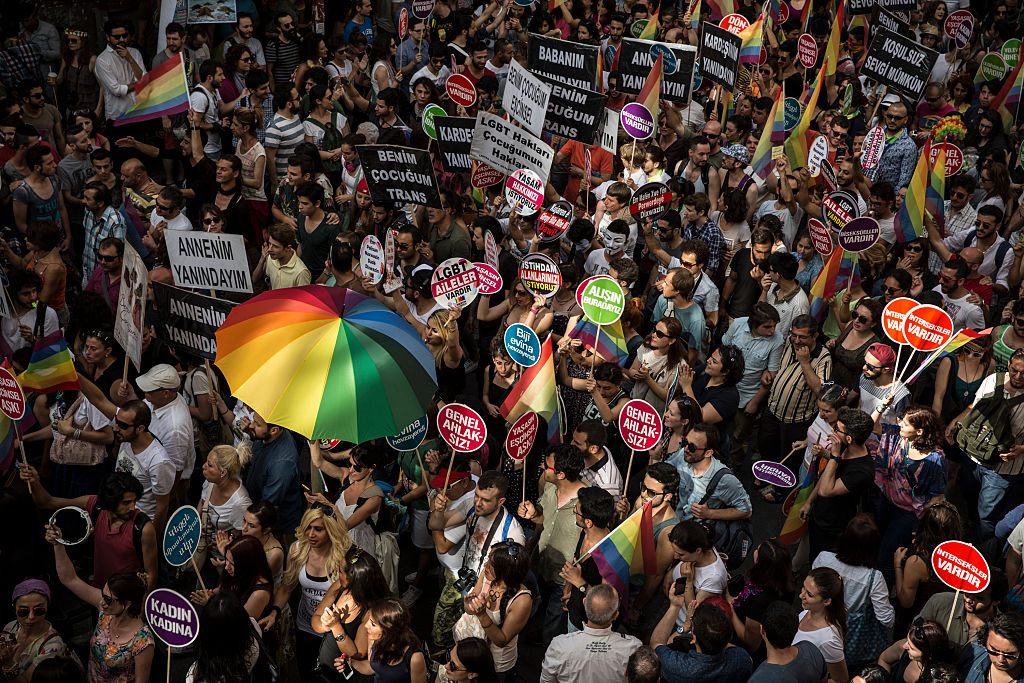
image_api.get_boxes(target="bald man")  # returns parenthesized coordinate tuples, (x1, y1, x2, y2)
(961, 246, 994, 308)
(120, 158, 163, 259)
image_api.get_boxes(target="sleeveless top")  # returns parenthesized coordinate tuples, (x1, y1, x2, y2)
(25, 254, 67, 311)
(486, 589, 532, 672)
(88, 611, 154, 683)
(370, 645, 416, 683)
(296, 565, 330, 635)
(994, 324, 1020, 372)
(337, 483, 382, 560)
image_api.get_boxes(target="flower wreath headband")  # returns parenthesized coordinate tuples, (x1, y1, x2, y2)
(64, 29, 89, 39)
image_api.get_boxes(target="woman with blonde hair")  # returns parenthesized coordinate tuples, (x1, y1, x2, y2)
(196, 444, 253, 583)
(425, 307, 466, 405)
(260, 505, 351, 678)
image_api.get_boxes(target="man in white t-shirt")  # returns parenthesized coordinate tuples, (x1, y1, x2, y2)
(426, 464, 477, 648)
(934, 259, 985, 330)
(134, 365, 196, 495)
(573, 420, 624, 498)
(111, 399, 175, 536)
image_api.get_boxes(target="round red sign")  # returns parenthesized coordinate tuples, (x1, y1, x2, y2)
(0, 367, 26, 421)
(903, 304, 954, 352)
(719, 13, 750, 34)
(505, 411, 539, 461)
(472, 162, 504, 189)
(929, 142, 965, 176)
(807, 218, 833, 257)
(797, 33, 818, 69)
(618, 399, 663, 451)
(931, 540, 990, 593)
(446, 74, 477, 108)
(473, 262, 503, 295)
(881, 297, 919, 346)
(437, 403, 487, 453)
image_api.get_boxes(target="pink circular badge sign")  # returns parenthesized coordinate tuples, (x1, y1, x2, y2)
(618, 399, 663, 451)
(437, 403, 487, 453)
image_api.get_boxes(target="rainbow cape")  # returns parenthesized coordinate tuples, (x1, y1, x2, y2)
(751, 87, 785, 180)
(501, 337, 561, 444)
(992, 59, 1024, 133)
(638, 5, 660, 39)
(808, 248, 860, 321)
(893, 139, 932, 243)
(567, 316, 629, 366)
(588, 500, 657, 607)
(17, 330, 79, 393)
(926, 143, 946, 235)
(115, 52, 189, 126)
(637, 52, 663, 124)
(737, 15, 765, 64)
(784, 56, 826, 169)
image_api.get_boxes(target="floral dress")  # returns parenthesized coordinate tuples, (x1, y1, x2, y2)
(88, 611, 154, 682)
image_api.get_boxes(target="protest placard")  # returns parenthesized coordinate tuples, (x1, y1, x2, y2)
(503, 60, 552, 137)
(358, 144, 443, 209)
(435, 117, 475, 172)
(115, 242, 147, 370)
(152, 283, 234, 361)
(470, 112, 554, 180)
(616, 39, 698, 103)
(165, 231, 253, 294)
(872, 6, 913, 34)
(527, 34, 600, 91)
(850, 0, 915, 14)
(599, 108, 619, 155)
(538, 75, 607, 144)
(700, 23, 742, 89)
(861, 27, 939, 101)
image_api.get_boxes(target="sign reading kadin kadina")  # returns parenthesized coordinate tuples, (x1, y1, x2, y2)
(0, 367, 26, 420)
(619, 399, 663, 451)
(882, 297, 919, 345)
(519, 253, 561, 298)
(431, 258, 479, 309)
(807, 218, 833, 257)
(446, 73, 477, 108)
(903, 304, 954, 352)
(931, 540, 990, 593)
(437, 403, 487, 452)
(505, 411, 539, 460)
(145, 588, 200, 648)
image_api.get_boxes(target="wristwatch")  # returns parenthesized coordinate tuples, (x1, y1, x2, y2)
(335, 632, 347, 643)
(578, 584, 588, 595)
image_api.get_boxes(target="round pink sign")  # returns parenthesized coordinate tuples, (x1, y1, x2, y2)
(437, 403, 487, 452)
(618, 399, 663, 451)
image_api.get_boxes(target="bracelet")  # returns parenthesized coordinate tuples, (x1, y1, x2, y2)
(73, 428, 82, 440)
(269, 605, 282, 617)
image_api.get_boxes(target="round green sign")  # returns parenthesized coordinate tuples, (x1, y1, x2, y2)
(1003, 39, 1021, 67)
(630, 19, 649, 38)
(422, 103, 446, 140)
(578, 276, 625, 325)
(980, 52, 1008, 81)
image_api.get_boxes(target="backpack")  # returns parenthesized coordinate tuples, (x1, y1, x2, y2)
(191, 85, 232, 151)
(699, 467, 754, 571)
(954, 373, 1024, 466)
(964, 229, 1012, 278)
(89, 504, 151, 571)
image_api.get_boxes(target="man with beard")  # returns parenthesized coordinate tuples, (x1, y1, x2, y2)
(919, 569, 1008, 655)
(679, 136, 721, 208)
(81, 185, 125, 285)
(856, 342, 910, 433)
(935, 258, 985, 330)
(242, 412, 304, 542)
(215, 14, 266, 68)
(266, 12, 302, 86)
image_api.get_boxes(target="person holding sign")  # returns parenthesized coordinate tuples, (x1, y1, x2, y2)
(477, 282, 553, 339)
(44, 527, 154, 682)
(627, 318, 688, 414)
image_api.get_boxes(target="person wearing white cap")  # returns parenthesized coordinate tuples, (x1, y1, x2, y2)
(130, 365, 195, 496)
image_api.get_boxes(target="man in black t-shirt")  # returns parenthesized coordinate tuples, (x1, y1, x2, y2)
(721, 226, 774, 330)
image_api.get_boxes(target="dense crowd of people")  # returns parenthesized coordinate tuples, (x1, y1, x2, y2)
(0, 0, 1022, 681)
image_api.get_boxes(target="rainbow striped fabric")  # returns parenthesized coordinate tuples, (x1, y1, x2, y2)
(115, 52, 189, 126)
(927, 143, 946, 235)
(779, 462, 820, 544)
(687, 0, 701, 29)
(737, 15, 765, 64)
(893, 139, 932, 243)
(993, 59, 1023, 133)
(568, 317, 629, 366)
(17, 331, 79, 393)
(751, 87, 785, 180)
(784, 56, 826, 169)
(808, 248, 860, 321)
(637, 52, 663, 124)
(638, 5, 660, 39)
(705, 0, 736, 21)
(588, 501, 657, 607)
(939, 328, 994, 357)
(823, 0, 845, 78)
(501, 337, 561, 444)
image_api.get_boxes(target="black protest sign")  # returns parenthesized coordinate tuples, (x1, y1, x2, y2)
(872, 6, 912, 35)
(861, 27, 939, 101)
(357, 144, 443, 209)
(435, 117, 475, 172)
(152, 283, 235, 361)
(630, 182, 673, 222)
(527, 34, 600, 91)
(537, 200, 574, 241)
(538, 75, 608, 144)
(616, 39, 698, 104)
(851, 0, 915, 15)
(699, 22, 741, 90)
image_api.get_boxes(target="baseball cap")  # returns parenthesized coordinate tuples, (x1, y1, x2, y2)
(136, 364, 181, 392)
(429, 468, 472, 489)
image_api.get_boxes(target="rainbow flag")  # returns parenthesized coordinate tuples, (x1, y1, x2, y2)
(822, 0, 845, 78)
(784, 56, 826, 169)
(568, 317, 629, 366)
(751, 87, 785, 180)
(638, 4, 660, 39)
(706, 0, 736, 21)
(902, 327, 995, 386)
(115, 52, 189, 126)
(808, 248, 860, 321)
(992, 59, 1024, 134)
(637, 52, 663, 124)
(17, 331, 79, 393)
(737, 15, 765, 64)
(687, 0, 701, 28)
(588, 501, 657, 607)
(927, 143, 946, 235)
(893, 139, 931, 243)
(779, 463, 818, 544)
(501, 337, 561, 443)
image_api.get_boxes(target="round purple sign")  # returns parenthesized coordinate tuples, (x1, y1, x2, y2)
(752, 460, 797, 488)
(620, 102, 655, 140)
(145, 588, 200, 648)
(838, 216, 881, 253)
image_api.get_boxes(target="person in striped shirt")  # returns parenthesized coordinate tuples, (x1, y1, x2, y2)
(264, 82, 304, 197)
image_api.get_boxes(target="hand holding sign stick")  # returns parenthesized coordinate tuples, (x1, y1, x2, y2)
(437, 403, 487, 494)
(619, 399, 663, 503)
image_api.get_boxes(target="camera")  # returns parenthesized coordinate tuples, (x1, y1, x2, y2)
(453, 567, 478, 595)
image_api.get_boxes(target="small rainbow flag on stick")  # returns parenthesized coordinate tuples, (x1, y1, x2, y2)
(737, 15, 765, 64)
(115, 52, 189, 126)
(501, 337, 561, 443)
(584, 500, 657, 607)
(568, 317, 629, 366)
(992, 59, 1024, 134)
(17, 331, 79, 393)
(751, 87, 785, 180)
(893, 139, 932, 243)
(902, 327, 994, 386)
(638, 4, 660, 39)
(637, 52, 664, 124)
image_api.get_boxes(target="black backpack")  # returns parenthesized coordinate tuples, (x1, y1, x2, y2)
(698, 467, 754, 570)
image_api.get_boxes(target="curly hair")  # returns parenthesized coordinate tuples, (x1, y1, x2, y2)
(283, 506, 352, 587)
(901, 407, 945, 453)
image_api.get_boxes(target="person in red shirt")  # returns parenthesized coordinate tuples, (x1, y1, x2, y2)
(960, 246, 994, 308)
(555, 141, 613, 203)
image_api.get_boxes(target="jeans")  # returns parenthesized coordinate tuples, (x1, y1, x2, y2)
(539, 579, 568, 642)
(968, 459, 1017, 540)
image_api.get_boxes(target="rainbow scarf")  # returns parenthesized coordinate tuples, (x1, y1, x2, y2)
(808, 248, 860, 321)
(992, 59, 1024, 133)
(17, 331, 79, 393)
(893, 139, 932, 243)
(737, 15, 765, 64)
(116, 52, 189, 126)
(568, 317, 630, 366)
(784, 55, 826, 169)
(637, 52, 664, 124)
(751, 87, 786, 180)
(588, 501, 657, 608)
(501, 337, 561, 444)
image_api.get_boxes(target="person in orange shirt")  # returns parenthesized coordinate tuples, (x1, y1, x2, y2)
(554, 141, 613, 203)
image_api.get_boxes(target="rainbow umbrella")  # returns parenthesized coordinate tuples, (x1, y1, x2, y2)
(215, 287, 437, 442)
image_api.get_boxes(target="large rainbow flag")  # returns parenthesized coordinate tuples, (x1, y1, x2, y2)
(115, 52, 189, 126)
(992, 59, 1024, 134)
(822, 0, 845, 78)
(568, 317, 629, 366)
(587, 500, 657, 607)
(751, 87, 785, 180)
(893, 139, 932, 243)
(784, 56, 826, 170)
(809, 248, 860, 321)
(926, 144, 946, 235)
(737, 15, 765, 64)
(779, 464, 817, 545)
(501, 337, 561, 443)
(637, 52, 663, 124)
(706, 0, 736, 21)
(17, 331, 79, 393)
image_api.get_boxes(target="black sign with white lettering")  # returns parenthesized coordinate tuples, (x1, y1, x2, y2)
(850, 0, 915, 16)
(616, 39, 697, 104)
(699, 22, 741, 90)
(861, 27, 939, 101)
(537, 75, 608, 144)
(872, 6, 912, 35)
(434, 117, 475, 172)
(527, 34, 600, 91)
(357, 144, 443, 209)
(152, 283, 235, 361)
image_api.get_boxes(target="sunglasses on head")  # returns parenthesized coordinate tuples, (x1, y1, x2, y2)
(493, 540, 524, 558)
(313, 502, 336, 518)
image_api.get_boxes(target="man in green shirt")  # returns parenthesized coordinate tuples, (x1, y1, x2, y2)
(424, 189, 471, 263)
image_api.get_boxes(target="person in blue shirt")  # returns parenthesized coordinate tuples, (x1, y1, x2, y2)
(651, 601, 752, 682)
(343, 0, 376, 44)
(242, 413, 304, 541)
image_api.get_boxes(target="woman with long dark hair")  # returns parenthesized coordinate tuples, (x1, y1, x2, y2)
(877, 618, 953, 682)
(932, 338, 993, 423)
(307, 445, 385, 561)
(337, 599, 427, 682)
(893, 502, 963, 622)
(220, 45, 253, 105)
(193, 535, 273, 620)
(828, 297, 882, 388)
(627, 317, 687, 413)
(795, 567, 848, 683)
(651, 396, 703, 464)
(441, 637, 496, 683)
(58, 27, 101, 117)
(187, 592, 262, 682)
(681, 344, 743, 428)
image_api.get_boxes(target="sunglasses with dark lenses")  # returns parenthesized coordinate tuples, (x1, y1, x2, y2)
(882, 286, 902, 294)
(652, 329, 673, 339)
(904, 244, 924, 252)
(684, 442, 706, 453)
(115, 419, 136, 430)
(493, 540, 524, 558)
(16, 606, 47, 617)
(640, 485, 666, 497)
(1014, 318, 1024, 328)
(853, 314, 871, 324)
(313, 502, 337, 518)
(96, 253, 119, 262)
(202, 217, 222, 225)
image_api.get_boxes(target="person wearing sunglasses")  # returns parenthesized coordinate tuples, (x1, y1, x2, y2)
(307, 444, 385, 563)
(441, 636, 496, 682)
(859, 342, 910, 434)
(933, 339, 994, 425)
(865, 99, 917, 190)
(929, 205, 1011, 298)
(827, 297, 881, 390)
(0, 579, 79, 683)
(919, 569, 1007, 658)
(935, 257, 986, 331)
(81, 181, 125, 284)
(964, 612, 1024, 682)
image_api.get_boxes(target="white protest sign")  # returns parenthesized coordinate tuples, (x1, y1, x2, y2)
(503, 60, 552, 138)
(470, 111, 554, 180)
(164, 232, 253, 294)
(599, 108, 619, 155)
(360, 235, 385, 284)
(115, 242, 148, 370)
